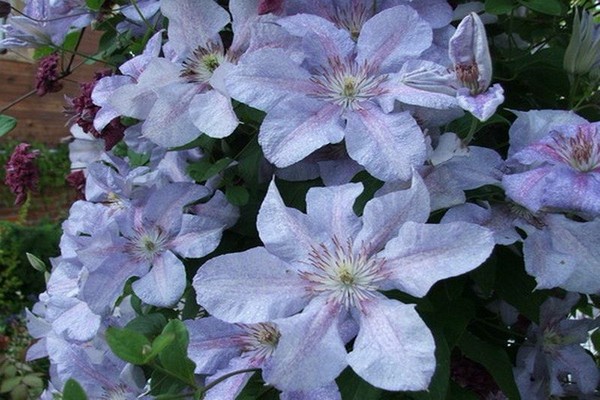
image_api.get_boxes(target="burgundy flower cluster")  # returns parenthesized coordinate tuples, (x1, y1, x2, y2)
(34, 53, 63, 96)
(65, 70, 125, 151)
(4, 143, 39, 206)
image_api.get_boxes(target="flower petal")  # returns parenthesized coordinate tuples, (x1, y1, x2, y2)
(193, 247, 307, 323)
(380, 221, 494, 297)
(348, 299, 435, 391)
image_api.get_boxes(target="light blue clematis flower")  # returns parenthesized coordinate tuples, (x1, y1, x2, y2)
(449, 12, 504, 121)
(194, 175, 494, 391)
(503, 110, 600, 218)
(227, 5, 459, 181)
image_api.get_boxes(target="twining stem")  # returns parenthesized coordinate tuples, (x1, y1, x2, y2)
(199, 368, 261, 395)
(0, 89, 37, 114)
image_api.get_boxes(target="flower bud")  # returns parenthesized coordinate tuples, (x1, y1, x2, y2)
(563, 8, 600, 77)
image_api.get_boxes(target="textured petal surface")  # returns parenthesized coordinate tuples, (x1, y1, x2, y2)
(226, 48, 313, 111)
(186, 317, 243, 374)
(524, 215, 600, 293)
(189, 90, 239, 139)
(355, 173, 430, 255)
(305, 183, 363, 241)
(456, 84, 504, 122)
(194, 247, 307, 323)
(348, 299, 435, 391)
(132, 251, 186, 307)
(380, 221, 494, 297)
(264, 300, 347, 391)
(357, 5, 432, 72)
(161, 0, 229, 57)
(345, 107, 426, 181)
(259, 99, 344, 167)
(258, 181, 326, 263)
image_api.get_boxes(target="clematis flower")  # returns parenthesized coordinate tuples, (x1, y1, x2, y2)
(108, 0, 275, 148)
(186, 317, 341, 400)
(227, 6, 458, 181)
(449, 12, 504, 121)
(503, 110, 600, 218)
(194, 176, 494, 391)
(78, 182, 234, 313)
(0, 0, 91, 49)
(513, 293, 600, 399)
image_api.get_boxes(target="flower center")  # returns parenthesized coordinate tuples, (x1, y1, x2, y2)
(310, 57, 388, 110)
(126, 226, 169, 262)
(455, 62, 481, 95)
(548, 125, 600, 172)
(300, 237, 387, 310)
(234, 322, 281, 365)
(181, 43, 226, 85)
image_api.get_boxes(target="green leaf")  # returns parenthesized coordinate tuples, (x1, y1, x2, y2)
(106, 327, 152, 365)
(85, 0, 104, 11)
(188, 157, 233, 182)
(125, 313, 168, 338)
(0, 115, 17, 137)
(150, 369, 188, 397)
(62, 379, 88, 400)
(458, 331, 521, 400)
(0, 377, 21, 393)
(226, 185, 250, 206)
(485, 0, 516, 14)
(21, 374, 44, 388)
(158, 320, 196, 386)
(26, 252, 46, 272)
(517, 0, 563, 15)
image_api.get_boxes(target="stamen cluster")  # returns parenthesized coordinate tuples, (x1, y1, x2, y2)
(300, 237, 387, 310)
(125, 226, 169, 262)
(234, 322, 281, 364)
(310, 57, 388, 111)
(549, 125, 600, 172)
(181, 43, 226, 85)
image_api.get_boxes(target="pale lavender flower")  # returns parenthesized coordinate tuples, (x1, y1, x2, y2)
(503, 110, 600, 218)
(514, 293, 600, 399)
(449, 12, 504, 121)
(0, 0, 91, 49)
(186, 317, 341, 400)
(108, 0, 273, 148)
(420, 132, 504, 210)
(194, 176, 494, 391)
(442, 199, 600, 294)
(78, 182, 234, 313)
(228, 6, 458, 181)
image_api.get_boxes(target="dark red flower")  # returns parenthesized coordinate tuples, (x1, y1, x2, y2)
(35, 53, 63, 96)
(65, 70, 125, 151)
(66, 169, 86, 201)
(4, 143, 40, 206)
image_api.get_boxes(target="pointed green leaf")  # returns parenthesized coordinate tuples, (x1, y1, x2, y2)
(106, 327, 152, 365)
(0, 115, 17, 137)
(458, 331, 521, 400)
(26, 253, 46, 272)
(62, 379, 88, 400)
(485, 0, 516, 14)
(517, 0, 563, 15)
(158, 320, 196, 386)
(226, 185, 249, 206)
